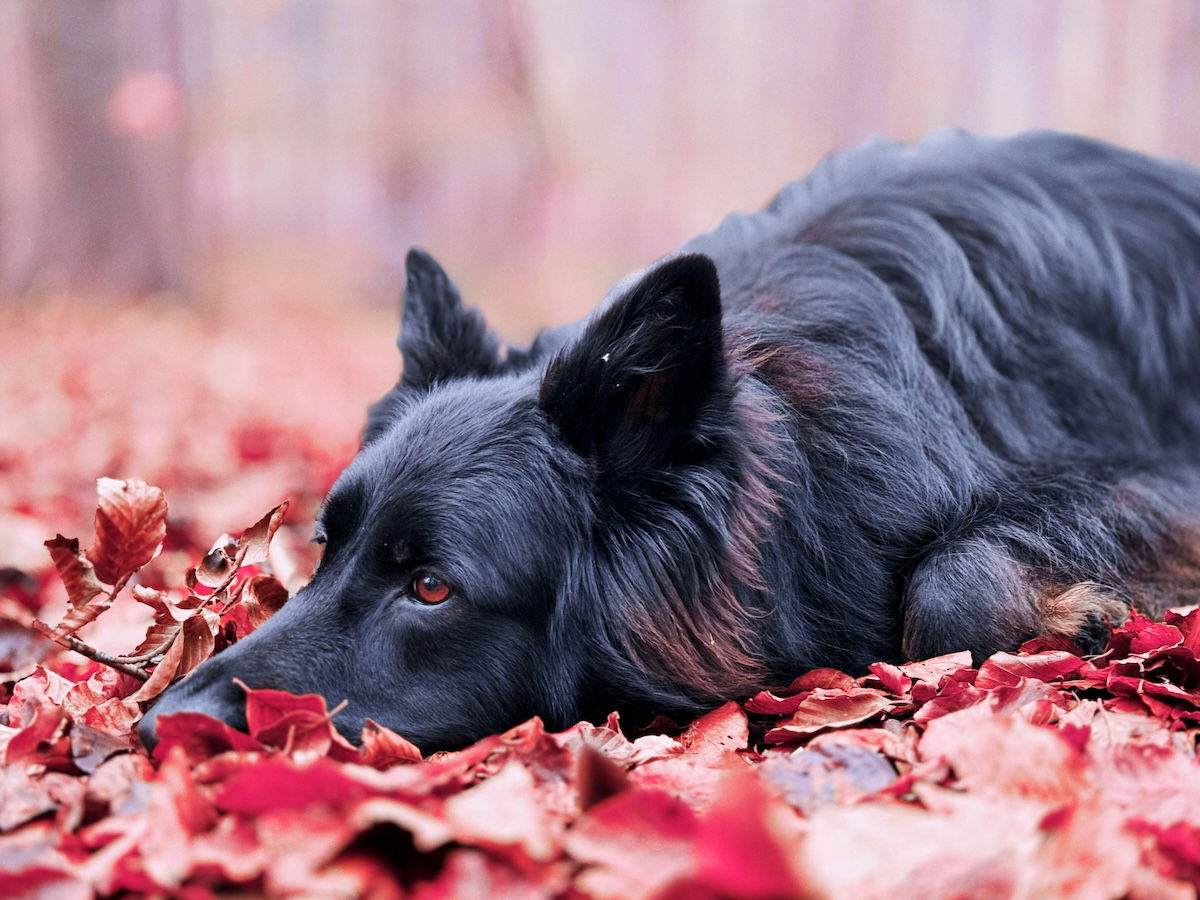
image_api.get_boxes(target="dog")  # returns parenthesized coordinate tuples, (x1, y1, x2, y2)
(139, 130, 1200, 752)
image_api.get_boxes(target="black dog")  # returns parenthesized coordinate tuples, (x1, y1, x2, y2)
(140, 130, 1200, 751)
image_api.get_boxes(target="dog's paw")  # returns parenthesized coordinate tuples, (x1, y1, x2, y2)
(1071, 611, 1116, 656)
(1038, 581, 1128, 655)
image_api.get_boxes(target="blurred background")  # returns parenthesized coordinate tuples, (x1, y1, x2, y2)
(2, 0, 1199, 558)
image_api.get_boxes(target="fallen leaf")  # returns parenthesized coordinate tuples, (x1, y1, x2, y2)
(43, 536, 105, 607)
(86, 478, 167, 585)
(765, 689, 893, 743)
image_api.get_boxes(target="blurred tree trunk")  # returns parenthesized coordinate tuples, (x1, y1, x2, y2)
(3, 0, 185, 297)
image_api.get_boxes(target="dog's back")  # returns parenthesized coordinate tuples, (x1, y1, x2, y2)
(691, 130, 1200, 462)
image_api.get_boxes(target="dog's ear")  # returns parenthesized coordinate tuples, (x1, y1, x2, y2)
(540, 254, 727, 481)
(399, 248, 503, 390)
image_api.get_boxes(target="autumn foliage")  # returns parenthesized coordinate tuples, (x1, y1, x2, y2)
(0, 475, 1198, 899)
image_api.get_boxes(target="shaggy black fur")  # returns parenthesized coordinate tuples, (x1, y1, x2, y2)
(140, 130, 1200, 751)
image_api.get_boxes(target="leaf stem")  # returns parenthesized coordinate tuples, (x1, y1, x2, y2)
(29, 617, 150, 682)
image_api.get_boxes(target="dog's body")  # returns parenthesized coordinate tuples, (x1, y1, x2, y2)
(141, 130, 1200, 751)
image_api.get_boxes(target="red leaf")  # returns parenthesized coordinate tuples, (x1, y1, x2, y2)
(7, 667, 73, 727)
(912, 678, 986, 723)
(359, 718, 422, 769)
(50, 602, 118, 642)
(242, 685, 358, 762)
(898, 650, 974, 685)
(242, 573, 288, 619)
(744, 689, 807, 715)
(1031, 800, 1144, 896)
(919, 708, 1091, 805)
(764, 689, 893, 743)
(745, 669, 860, 715)
(214, 756, 376, 815)
(44, 536, 114, 638)
(4, 704, 69, 768)
(194, 538, 237, 589)
(86, 478, 167, 585)
(79, 747, 220, 893)
(61, 666, 141, 718)
(244, 686, 328, 735)
(1129, 621, 1186, 656)
(0, 865, 87, 900)
(224, 573, 290, 639)
(786, 667, 858, 692)
(235, 500, 289, 567)
(70, 710, 138, 772)
(151, 710, 264, 764)
(689, 770, 806, 899)
(85, 752, 154, 814)
(975, 650, 1085, 689)
(129, 612, 217, 703)
(1166, 606, 1200, 657)
(0, 766, 58, 831)
(443, 760, 558, 862)
(1130, 820, 1200, 886)
(1090, 743, 1200, 825)
(126, 585, 184, 658)
(43, 535, 105, 606)
(678, 701, 748, 766)
(565, 788, 699, 899)
(866, 661, 912, 695)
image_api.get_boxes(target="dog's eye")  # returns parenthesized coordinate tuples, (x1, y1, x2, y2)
(411, 573, 451, 605)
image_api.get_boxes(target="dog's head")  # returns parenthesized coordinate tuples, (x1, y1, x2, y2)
(139, 248, 747, 752)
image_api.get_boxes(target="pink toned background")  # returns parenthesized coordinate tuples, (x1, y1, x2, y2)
(2, 1, 1198, 334)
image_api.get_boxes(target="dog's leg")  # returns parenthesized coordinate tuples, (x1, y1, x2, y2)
(901, 535, 1130, 661)
(901, 468, 1200, 661)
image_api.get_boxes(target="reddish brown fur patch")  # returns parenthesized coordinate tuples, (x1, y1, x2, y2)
(619, 579, 768, 700)
(1036, 581, 1129, 638)
(723, 331, 825, 592)
(726, 327, 831, 411)
(606, 335, 810, 700)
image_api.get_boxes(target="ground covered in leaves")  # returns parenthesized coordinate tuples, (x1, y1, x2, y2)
(4, 300, 1200, 898)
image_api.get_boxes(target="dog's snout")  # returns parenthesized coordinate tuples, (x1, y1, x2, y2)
(136, 673, 247, 752)
(136, 707, 161, 750)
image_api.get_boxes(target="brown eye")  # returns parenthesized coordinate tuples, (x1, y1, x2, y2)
(413, 573, 451, 604)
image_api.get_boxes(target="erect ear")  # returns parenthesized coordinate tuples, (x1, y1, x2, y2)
(540, 254, 727, 481)
(398, 247, 503, 390)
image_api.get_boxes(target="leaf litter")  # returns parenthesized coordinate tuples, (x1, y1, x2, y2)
(1, 480, 1200, 898)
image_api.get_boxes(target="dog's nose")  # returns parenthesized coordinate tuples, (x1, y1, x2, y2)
(136, 705, 163, 750)
(135, 672, 247, 752)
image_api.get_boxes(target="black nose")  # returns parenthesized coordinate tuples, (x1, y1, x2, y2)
(135, 669, 248, 752)
(136, 706, 161, 750)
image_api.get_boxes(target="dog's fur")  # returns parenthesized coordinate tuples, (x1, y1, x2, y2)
(140, 130, 1200, 751)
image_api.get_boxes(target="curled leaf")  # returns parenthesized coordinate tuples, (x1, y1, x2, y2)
(130, 613, 218, 703)
(195, 540, 236, 589)
(44, 535, 105, 605)
(236, 501, 289, 567)
(44, 537, 115, 639)
(240, 575, 288, 627)
(359, 718, 423, 769)
(127, 586, 184, 659)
